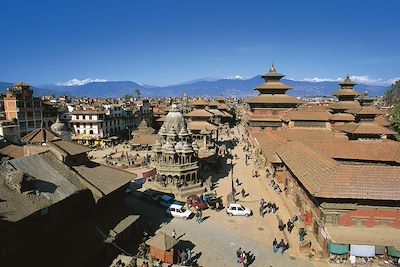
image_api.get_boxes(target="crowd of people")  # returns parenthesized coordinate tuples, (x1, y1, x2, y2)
(236, 247, 254, 267)
(258, 198, 278, 217)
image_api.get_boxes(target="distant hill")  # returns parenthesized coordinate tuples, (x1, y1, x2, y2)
(0, 82, 14, 92)
(39, 81, 143, 98)
(0, 77, 388, 98)
(0, 81, 58, 96)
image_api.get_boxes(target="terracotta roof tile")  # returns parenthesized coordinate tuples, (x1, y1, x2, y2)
(48, 140, 92, 155)
(301, 139, 400, 163)
(329, 101, 360, 110)
(335, 122, 397, 135)
(329, 113, 355, 121)
(186, 109, 213, 117)
(285, 110, 331, 121)
(188, 121, 218, 131)
(0, 144, 25, 159)
(274, 128, 346, 141)
(255, 82, 293, 91)
(190, 99, 209, 106)
(277, 142, 338, 195)
(317, 165, 400, 200)
(346, 106, 384, 115)
(21, 128, 60, 144)
(247, 94, 304, 104)
(131, 134, 159, 145)
(374, 114, 391, 127)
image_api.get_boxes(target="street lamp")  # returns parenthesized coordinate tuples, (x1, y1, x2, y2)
(227, 156, 236, 203)
(126, 126, 131, 141)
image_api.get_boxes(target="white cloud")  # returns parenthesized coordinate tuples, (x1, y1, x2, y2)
(56, 78, 108, 86)
(349, 75, 400, 86)
(225, 75, 246, 80)
(301, 77, 342, 83)
(289, 76, 400, 86)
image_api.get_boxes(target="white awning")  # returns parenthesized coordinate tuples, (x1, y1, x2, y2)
(350, 245, 375, 257)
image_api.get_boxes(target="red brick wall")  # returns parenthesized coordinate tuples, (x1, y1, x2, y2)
(338, 208, 400, 228)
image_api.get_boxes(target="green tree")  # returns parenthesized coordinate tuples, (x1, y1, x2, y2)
(123, 94, 132, 101)
(384, 80, 400, 105)
(135, 88, 141, 100)
(390, 104, 400, 131)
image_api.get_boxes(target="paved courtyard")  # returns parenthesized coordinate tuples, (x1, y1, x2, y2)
(123, 125, 331, 267)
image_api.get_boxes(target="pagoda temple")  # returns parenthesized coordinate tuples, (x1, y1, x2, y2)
(246, 65, 304, 129)
(329, 75, 361, 113)
(330, 76, 396, 140)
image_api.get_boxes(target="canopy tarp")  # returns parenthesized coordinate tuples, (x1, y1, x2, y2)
(388, 246, 400, 258)
(329, 242, 350, 255)
(146, 232, 177, 251)
(350, 244, 375, 257)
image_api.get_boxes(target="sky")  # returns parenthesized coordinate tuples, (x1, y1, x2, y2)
(1, 0, 400, 86)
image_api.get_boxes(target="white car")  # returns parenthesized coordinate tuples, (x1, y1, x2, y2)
(166, 204, 192, 220)
(226, 203, 252, 217)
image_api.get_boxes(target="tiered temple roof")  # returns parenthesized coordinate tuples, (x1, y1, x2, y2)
(330, 75, 361, 112)
(246, 65, 303, 128)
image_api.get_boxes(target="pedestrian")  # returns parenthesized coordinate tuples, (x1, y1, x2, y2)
(272, 238, 278, 253)
(195, 210, 200, 223)
(278, 220, 286, 231)
(187, 248, 191, 262)
(271, 202, 277, 213)
(176, 249, 181, 264)
(235, 178, 240, 186)
(287, 219, 294, 233)
(278, 239, 285, 255)
(172, 229, 176, 239)
(242, 251, 248, 267)
(260, 198, 265, 207)
(236, 247, 242, 263)
(299, 227, 307, 242)
(198, 210, 203, 223)
(241, 188, 246, 198)
(259, 205, 264, 217)
(349, 254, 356, 267)
(180, 250, 188, 265)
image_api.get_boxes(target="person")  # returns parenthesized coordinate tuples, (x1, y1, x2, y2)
(154, 259, 162, 267)
(176, 249, 181, 264)
(235, 178, 240, 186)
(187, 248, 192, 262)
(270, 202, 275, 213)
(299, 227, 307, 241)
(349, 254, 356, 267)
(241, 188, 246, 198)
(272, 238, 278, 253)
(180, 250, 188, 265)
(236, 247, 242, 263)
(278, 239, 286, 255)
(198, 210, 203, 223)
(260, 198, 265, 207)
(278, 220, 286, 231)
(172, 229, 176, 239)
(242, 251, 248, 267)
(265, 202, 271, 214)
(287, 219, 294, 233)
(259, 205, 264, 217)
(195, 210, 200, 223)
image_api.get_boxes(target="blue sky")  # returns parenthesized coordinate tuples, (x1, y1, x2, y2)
(1, 0, 400, 86)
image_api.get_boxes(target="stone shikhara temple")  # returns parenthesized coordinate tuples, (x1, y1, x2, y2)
(144, 104, 209, 200)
